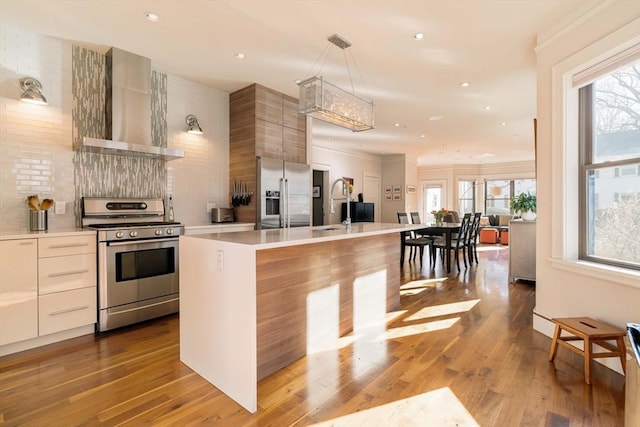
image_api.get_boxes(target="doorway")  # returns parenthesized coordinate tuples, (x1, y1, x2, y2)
(363, 173, 381, 222)
(422, 181, 446, 223)
(312, 169, 329, 226)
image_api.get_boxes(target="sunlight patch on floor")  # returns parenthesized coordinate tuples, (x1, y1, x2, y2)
(399, 278, 446, 296)
(308, 387, 479, 427)
(374, 317, 460, 341)
(404, 299, 480, 322)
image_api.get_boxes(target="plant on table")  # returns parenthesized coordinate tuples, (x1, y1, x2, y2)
(431, 208, 448, 225)
(510, 192, 537, 220)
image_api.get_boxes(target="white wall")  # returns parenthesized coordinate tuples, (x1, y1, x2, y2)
(535, 2, 640, 343)
(311, 145, 382, 225)
(381, 155, 407, 223)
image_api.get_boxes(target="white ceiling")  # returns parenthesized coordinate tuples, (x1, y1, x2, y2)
(0, 0, 601, 166)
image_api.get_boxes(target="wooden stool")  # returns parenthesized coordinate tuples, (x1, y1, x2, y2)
(548, 317, 626, 384)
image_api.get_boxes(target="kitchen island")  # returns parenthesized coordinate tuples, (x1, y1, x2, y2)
(179, 223, 420, 412)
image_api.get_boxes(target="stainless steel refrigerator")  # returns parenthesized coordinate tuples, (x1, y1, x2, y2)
(256, 157, 311, 229)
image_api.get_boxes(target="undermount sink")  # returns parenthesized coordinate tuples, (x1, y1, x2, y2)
(313, 226, 342, 231)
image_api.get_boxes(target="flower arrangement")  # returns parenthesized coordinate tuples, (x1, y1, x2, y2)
(431, 208, 448, 224)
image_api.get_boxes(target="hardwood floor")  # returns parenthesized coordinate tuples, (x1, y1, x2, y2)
(0, 245, 625, 426)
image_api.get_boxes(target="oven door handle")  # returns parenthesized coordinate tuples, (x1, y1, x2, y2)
(106, 238, 179, 247)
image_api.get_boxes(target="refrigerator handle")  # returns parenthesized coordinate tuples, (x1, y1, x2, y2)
(279, 178, 285, 228)
(284, 178, 290, 228)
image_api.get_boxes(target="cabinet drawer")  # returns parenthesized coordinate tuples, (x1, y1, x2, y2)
(39, 253, 96, 294)
(39, 287, 96, 336)
(39, 235, 96, 258)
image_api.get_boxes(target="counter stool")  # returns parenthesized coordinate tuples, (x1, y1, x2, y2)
(548, 317, 626, 384)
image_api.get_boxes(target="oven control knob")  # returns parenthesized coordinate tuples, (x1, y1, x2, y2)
(166, 228, 174, 235)
(129, 231, 138, 238)
(115, 231, 124, 239)
(155, 229, 163, 236)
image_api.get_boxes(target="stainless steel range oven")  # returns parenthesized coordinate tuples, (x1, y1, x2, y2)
(82, 197, 184, 332)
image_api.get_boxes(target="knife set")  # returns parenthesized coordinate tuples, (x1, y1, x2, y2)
(232, 181, 253, 207)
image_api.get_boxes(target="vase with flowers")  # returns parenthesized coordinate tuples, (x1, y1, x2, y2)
(431, 208, 448, 226)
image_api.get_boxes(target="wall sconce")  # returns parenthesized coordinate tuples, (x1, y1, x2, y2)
(20, 77, 48, 105)
(185, 115, 203, 135)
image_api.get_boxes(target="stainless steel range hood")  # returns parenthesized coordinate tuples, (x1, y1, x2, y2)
(79, 48, 184, 161)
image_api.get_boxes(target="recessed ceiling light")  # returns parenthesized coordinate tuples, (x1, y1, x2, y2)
(484, 106, 492, 110)
(420, 134, 425, 138)
(414, 32, 425, 40)
(294, 79, 302, 84)
(234, 53, 246, 59)
(501, 122, 507, 126)
(428, 115, 443, 121)
(460, 82, 470, 87)
(144, 12, 160, 22)
(394, 123, 400, 127)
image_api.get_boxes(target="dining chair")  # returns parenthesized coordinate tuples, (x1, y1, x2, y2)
(467, 212, 482, 264)
(432, 214, 471, 271)
(398, 212, 433, 267)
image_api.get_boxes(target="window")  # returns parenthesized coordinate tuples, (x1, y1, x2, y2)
(485, 179, 536, 215)
(485, 180, 511, 215)
(457, 180, 475, 214)
(579, 59, 640, 270)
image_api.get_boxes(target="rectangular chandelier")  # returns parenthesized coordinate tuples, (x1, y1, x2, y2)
(298, 76, 375, 132)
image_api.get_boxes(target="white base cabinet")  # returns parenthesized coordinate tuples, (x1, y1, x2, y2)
(0, 239, 38, 346)
(0, 233, 97, 355)
(38, 235, 96, 336)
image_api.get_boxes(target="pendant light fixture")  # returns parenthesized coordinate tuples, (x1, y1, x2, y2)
(298, 34, 374, 132)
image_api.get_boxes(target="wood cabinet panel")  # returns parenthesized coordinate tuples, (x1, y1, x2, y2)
(0, 239, 38, 346)
(230, 83, 307, 225)
(282, 127, 306, 163)
(255, 85, 283, 124)
(255, 233, 399, 380)
(255, 119, 283, 159)
(283, 94, 305, 130)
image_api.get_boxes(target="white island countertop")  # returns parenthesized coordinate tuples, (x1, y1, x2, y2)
(184, 222, 423, 249)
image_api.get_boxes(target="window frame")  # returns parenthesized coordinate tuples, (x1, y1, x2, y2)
(484, 179, 536, 215)
(457, 179, 476, 215)
(578, 71, 640, 271)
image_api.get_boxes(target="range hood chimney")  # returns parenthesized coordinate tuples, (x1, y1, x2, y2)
(79, 48, 184, 160)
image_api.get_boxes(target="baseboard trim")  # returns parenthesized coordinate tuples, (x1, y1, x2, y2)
(0, 324, 94, 357)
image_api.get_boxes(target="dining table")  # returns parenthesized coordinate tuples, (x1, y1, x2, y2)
(414, 222, 461, 273)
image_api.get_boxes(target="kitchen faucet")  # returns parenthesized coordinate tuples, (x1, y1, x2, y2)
(330, 177, 351, 228)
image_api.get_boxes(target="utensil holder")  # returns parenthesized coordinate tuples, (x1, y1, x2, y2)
(30, 210, 48, 231)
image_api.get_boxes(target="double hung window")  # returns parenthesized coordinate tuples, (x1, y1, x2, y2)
(579, 59, 640, 270)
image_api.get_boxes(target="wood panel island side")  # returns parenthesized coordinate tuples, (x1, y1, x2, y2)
(179, 223, 420, 412)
